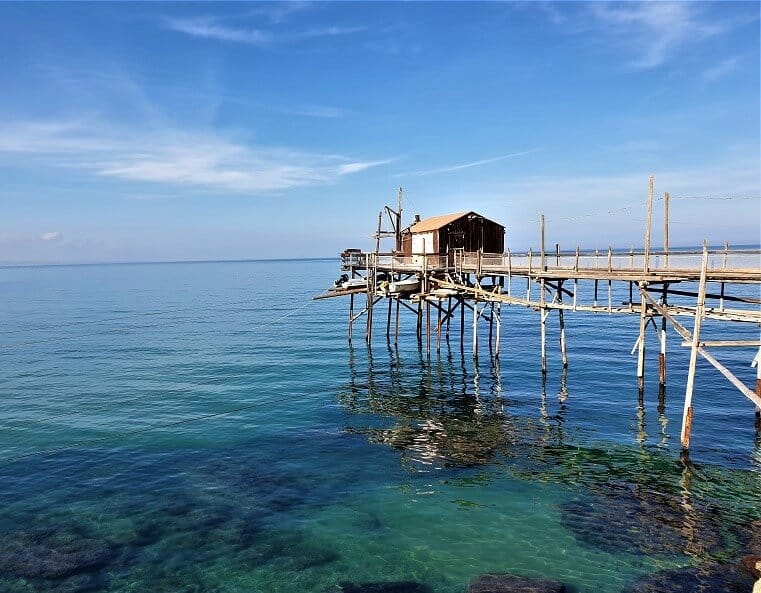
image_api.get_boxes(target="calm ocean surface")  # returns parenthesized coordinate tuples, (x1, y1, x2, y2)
(1, 259, 759, 593)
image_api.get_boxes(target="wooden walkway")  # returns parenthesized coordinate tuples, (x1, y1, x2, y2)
(317, 185, 761, 454)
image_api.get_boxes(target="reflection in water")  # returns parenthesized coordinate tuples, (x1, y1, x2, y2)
(340, 343, 761, 570)
(658, 386, 669, 448)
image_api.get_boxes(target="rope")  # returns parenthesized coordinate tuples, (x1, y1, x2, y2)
(558, 195, 759, 222)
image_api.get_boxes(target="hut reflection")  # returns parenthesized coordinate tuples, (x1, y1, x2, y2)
(340, 343, 567, 469)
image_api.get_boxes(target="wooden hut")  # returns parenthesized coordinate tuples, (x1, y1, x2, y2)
(399, 211, 504, 256)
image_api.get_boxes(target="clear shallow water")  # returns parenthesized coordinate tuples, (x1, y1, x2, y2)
(0, 260, 759, 593)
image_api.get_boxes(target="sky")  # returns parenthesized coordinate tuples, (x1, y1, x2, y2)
(0, 1, 759, 264)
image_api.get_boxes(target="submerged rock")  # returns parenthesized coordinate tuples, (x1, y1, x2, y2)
(560, 482, 726, 556)
(339, 582, 433, 593)
(623, 563, 754, 593)
(741, 555, 761, 579)
(0, 528, 115, 579)
(468, 573, 565, 593)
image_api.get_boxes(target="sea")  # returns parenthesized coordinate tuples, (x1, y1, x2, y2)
(0, 259, 759, 593)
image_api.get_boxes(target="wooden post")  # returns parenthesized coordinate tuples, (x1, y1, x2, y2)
(348, 293, 354, 343)
(659, 284, 667, 388)
(426, 297, 431, 358)
(488, 301, 494, 353)
(386, 296, 392, 341)
(460, 295, 465, 350)
(644, 174, 654, 273)
(663, 191, 670, 269)
(540, 214, 546, 270)
(394, 297, 400, 344)
(558, 280, 568, 368)
(637, 283, 647, 392)
(755, 347, 761, 434)
(573, 246, 579, 311)
(375, 211, 382, 254)
(681, 241, 709, 450)
(607, 246, 612, 312)
(539, 215, 547, 373)
(495, 285, 502, 358)
(473, 298, 479, 359)
(436, 297, 442, 354)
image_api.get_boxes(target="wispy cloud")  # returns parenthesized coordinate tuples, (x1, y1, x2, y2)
(165, 18, 272, 45)
(394, 149, 538, 178)
(40, 231, 62, 242)
(546, 2, 744, 70)
(701, 56, 741, 86)
(164, 16, 366, 46)
(0, 120, 391, 193)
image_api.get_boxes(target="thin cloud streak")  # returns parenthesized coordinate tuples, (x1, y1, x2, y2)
(394, 149, 538, 178)
(545, 2, 747, 70)
(164, 16, 366, 46)
(0, 120, 392, 193)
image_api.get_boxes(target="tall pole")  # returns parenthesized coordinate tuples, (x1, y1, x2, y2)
(396, 187, 404, 252)
(663, 191, 670, 269)
(681, 240, 709, 450)
(644, 175, 654, 273)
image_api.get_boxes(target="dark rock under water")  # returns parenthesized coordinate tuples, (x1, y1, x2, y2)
(0, 527, 116, 579)
(623, 563, 755, 593)
(560, 481, 728, 556)
(467, 573, 566, 592)
(338, 582, 433, 593)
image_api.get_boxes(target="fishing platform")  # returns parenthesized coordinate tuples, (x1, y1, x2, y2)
(315, 179, 761, 453)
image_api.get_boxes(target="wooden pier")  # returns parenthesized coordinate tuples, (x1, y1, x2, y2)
(316, 181, 761, 452)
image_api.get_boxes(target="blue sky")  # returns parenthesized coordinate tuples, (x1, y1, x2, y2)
(0, 1, 759, 263)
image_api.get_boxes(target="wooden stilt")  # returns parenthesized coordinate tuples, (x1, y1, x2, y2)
(488, 302, 494, 353)
(754, 347, 761, 440)
(681, 242, 709, 450)
(473, 298, 478, 359)
(659, 286, 667, 388)
(637, 284, 647, 392)
(495, 286, 502, 359)
(460, 295, 465, 350)
(436, 299, 442, 353)
(386, 296, 392, 341)
(348, 293, 354, 343)
(559, 280, 568, 369)
(446, 296, 452, 337)
(426, 298, 431, 357)
(394, 297, 400, 344)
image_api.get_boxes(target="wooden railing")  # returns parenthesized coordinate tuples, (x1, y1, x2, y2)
(341, 248, 761, 274)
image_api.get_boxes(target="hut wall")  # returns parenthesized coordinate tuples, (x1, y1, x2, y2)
(440, 217, 504, 254)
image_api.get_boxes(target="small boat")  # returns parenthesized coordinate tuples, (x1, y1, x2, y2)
(388, 277, 420, 294)
(342, 277, 368, 290)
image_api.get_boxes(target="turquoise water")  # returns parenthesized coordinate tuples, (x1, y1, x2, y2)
(0, 260, 759, 592)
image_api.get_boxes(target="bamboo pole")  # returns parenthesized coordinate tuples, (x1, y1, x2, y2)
(681, 241, 709, 450)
